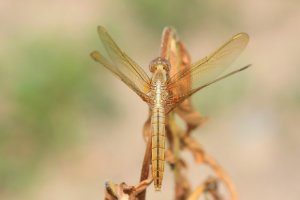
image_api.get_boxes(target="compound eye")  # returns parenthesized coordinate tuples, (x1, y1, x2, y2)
(149, 64, 157, 72)
(162, 64, 170, 72)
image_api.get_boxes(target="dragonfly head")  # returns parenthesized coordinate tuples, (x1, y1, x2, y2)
(149, 57, 170, 83)
(149, 57, 170, 73)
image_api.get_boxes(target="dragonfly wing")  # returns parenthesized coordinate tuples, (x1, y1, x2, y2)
(91, 26, 151, 102)
(166, 33, 249, 111)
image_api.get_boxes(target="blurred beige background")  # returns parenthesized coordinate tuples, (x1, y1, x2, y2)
(0, 0, 300, 199)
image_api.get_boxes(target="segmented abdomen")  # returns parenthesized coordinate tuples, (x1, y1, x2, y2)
(151, 106, 165, 191)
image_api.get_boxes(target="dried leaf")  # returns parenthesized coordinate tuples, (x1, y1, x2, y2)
(104, 179, 153, 200)
(105, 182, 128, 200)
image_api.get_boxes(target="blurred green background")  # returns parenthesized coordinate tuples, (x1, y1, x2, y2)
(0, 0, 299, 199)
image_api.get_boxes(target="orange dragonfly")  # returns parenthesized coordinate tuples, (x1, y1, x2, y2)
(91, 26, 250, 191)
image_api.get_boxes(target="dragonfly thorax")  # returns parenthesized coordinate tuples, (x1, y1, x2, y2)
(150, 81, 168, 106)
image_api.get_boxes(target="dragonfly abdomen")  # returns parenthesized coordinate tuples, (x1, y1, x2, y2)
(151, 105, 165, 191)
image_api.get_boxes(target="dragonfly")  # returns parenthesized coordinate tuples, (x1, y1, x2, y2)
(91, 26, 250, 191)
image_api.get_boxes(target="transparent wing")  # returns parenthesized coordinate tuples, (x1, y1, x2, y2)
(91, 26, 151, 102)
(166, 33, 249, 110)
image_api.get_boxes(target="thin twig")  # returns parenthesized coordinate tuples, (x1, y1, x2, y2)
(136, 126, 152, 200)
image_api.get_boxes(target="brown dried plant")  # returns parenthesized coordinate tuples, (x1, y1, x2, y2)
(104, 28, 239, 200)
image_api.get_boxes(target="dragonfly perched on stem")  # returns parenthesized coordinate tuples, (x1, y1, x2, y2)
(91, 26, 250, 191)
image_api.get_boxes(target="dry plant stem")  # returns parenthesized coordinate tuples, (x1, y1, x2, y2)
(136, 128, 152, 200)
(168, 114, 191, 200)
(161, 27, 183, 197)
(161, 27, 195, 200)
